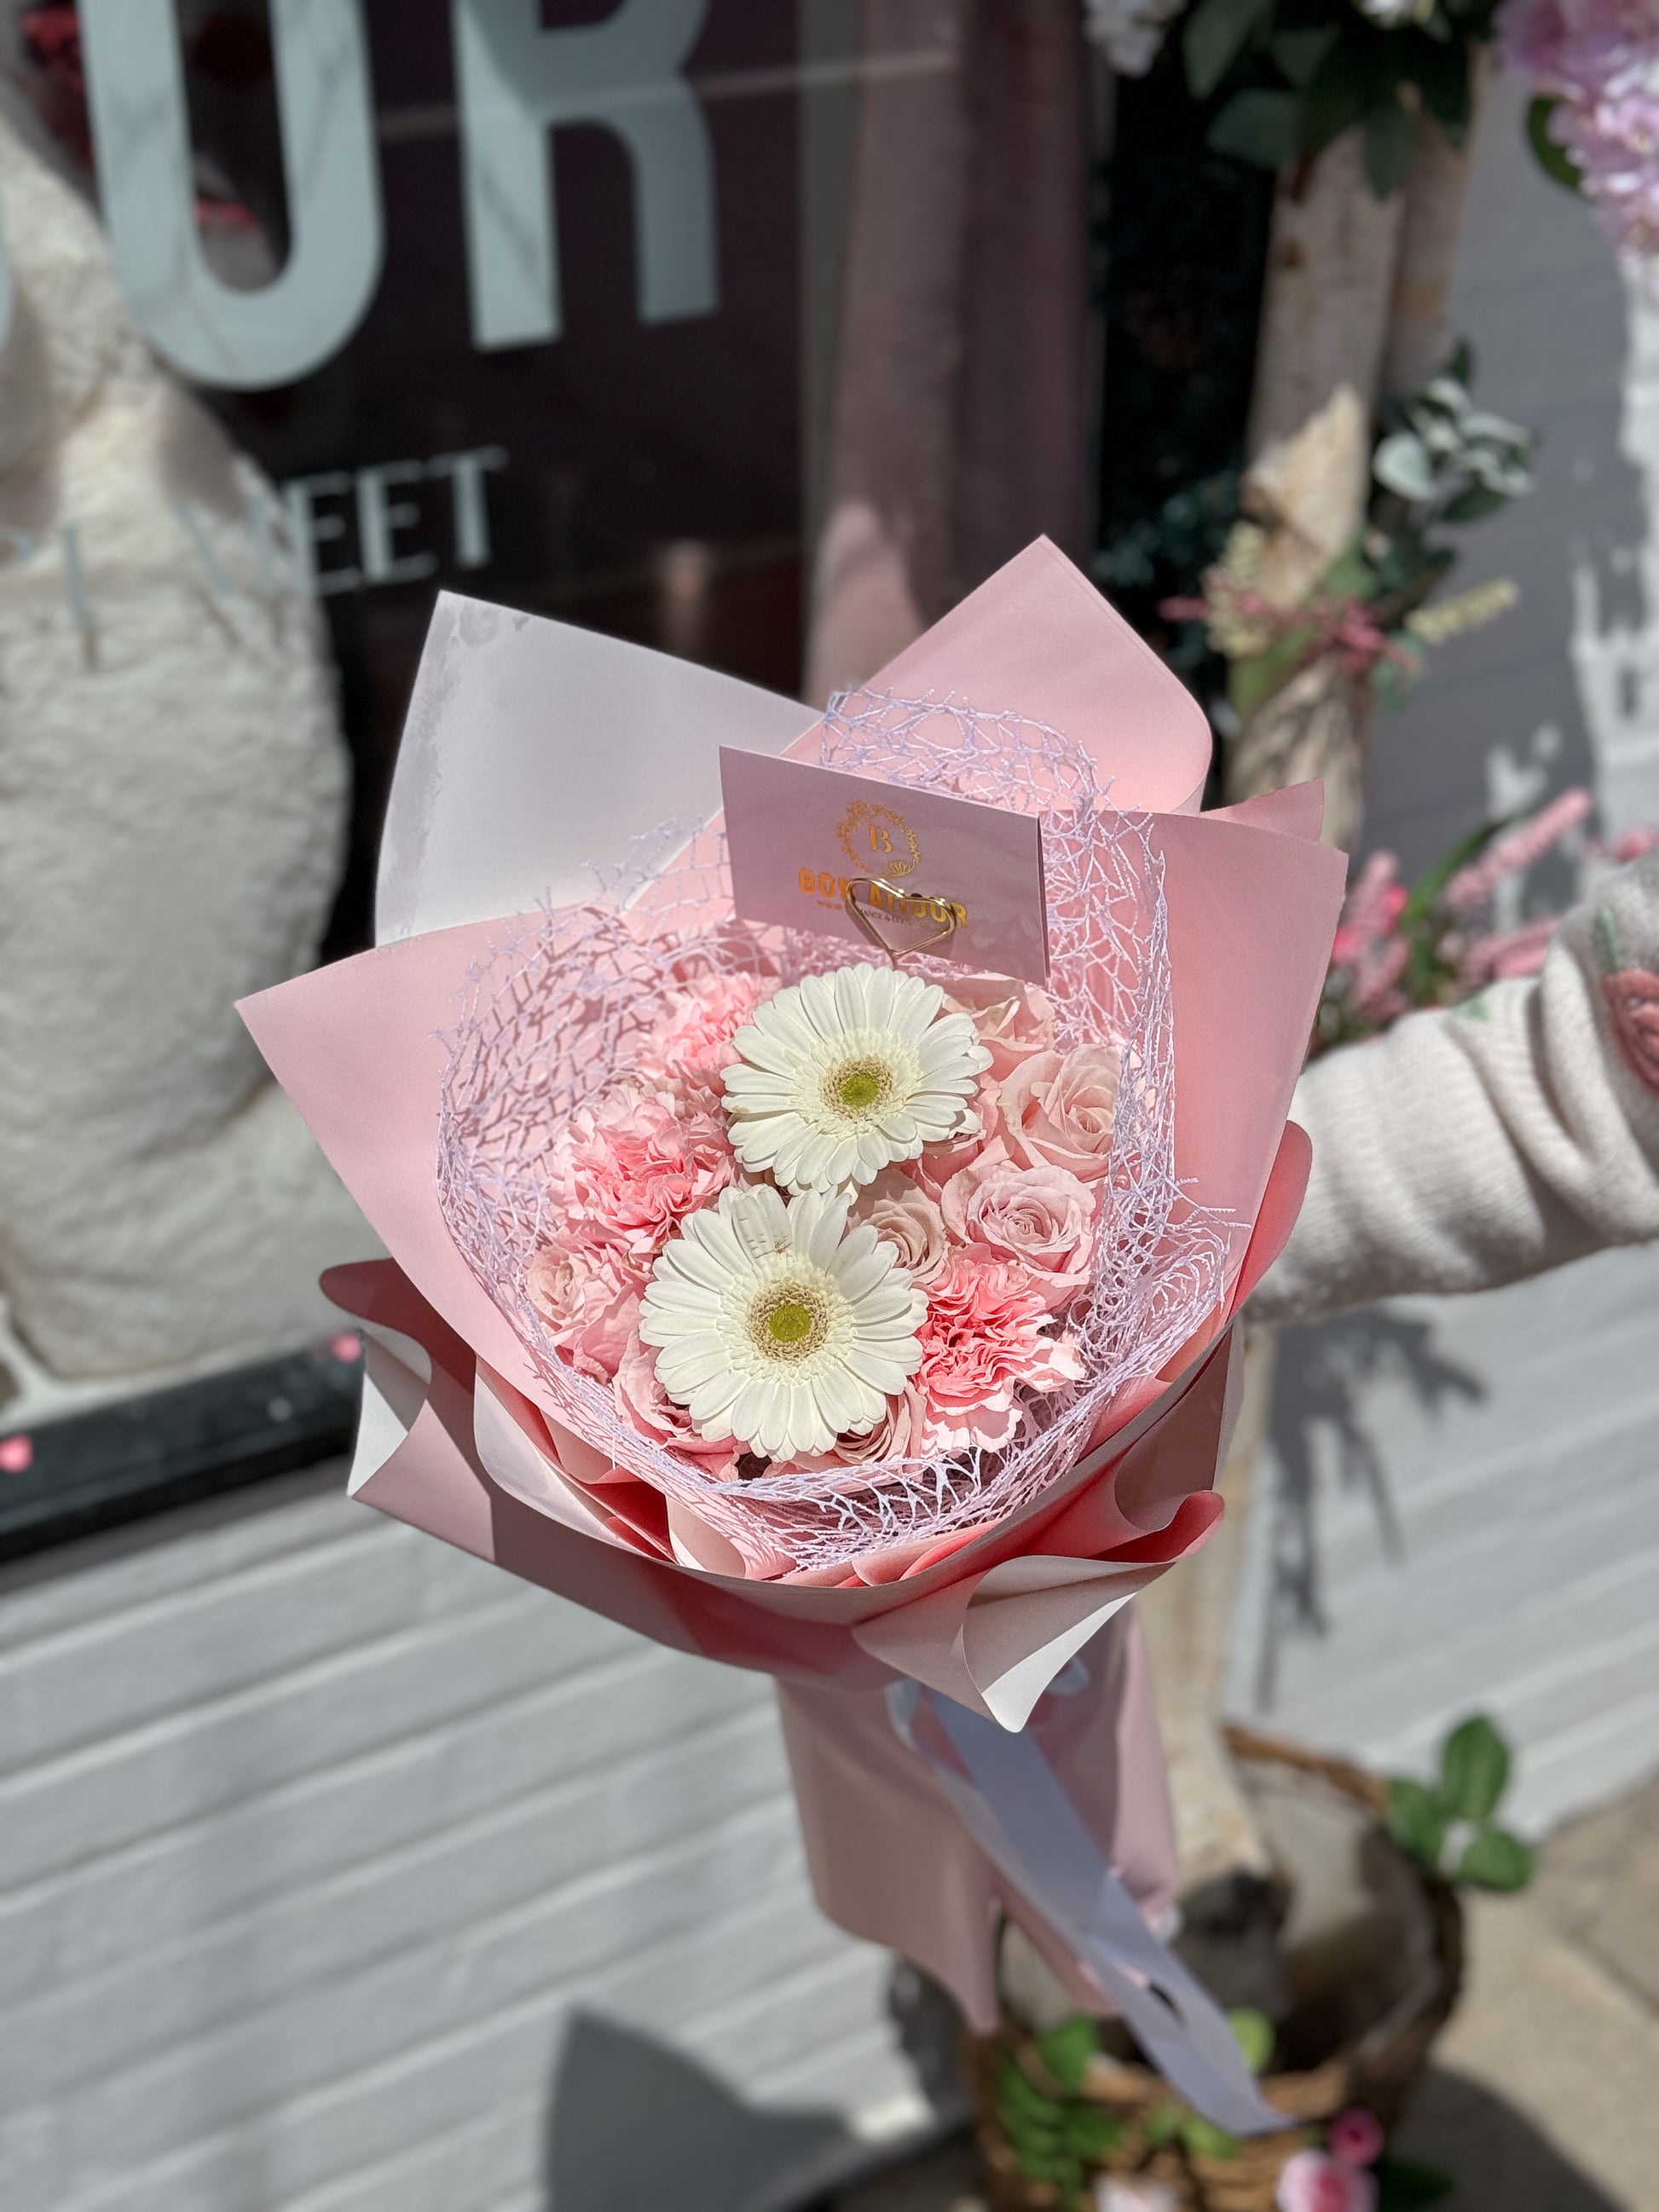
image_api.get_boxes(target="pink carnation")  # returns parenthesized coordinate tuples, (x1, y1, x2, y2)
(939, 1140, 1097, 1310)
(614, 1330, 742, 1478)
(525, 1243, 642, 1383)
(546, 1083, 735, 1267)
(997, 1043, 1122, 1183)
(636, 972, 776, 1112)
(914, 1256, 1084, 1453)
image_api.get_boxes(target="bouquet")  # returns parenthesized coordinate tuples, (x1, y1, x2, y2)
(241, 540, 1344, 2130)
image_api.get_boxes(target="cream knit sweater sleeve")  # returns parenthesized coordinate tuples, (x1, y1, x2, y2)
(1251, 849, 1659, 1322)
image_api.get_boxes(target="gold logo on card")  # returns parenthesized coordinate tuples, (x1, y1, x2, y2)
(837, 799, 920, 881)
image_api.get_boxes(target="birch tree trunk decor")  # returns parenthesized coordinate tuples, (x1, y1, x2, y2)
(1154, 94, 1491, 1897)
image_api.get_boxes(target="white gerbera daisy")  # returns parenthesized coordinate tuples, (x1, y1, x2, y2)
(638, 1183, 925, 1460)
(721, 964, 991, 1194)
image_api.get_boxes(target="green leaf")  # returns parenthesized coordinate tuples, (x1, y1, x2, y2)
(1037, 2015, 1102, 2094)
(1440, 1713, 1511, 1822)
(1374, 431, 1437, 504)
(1385, 1776, 1448, 1868)
(1227, 2007, 1275, 2074)
(1208, 88, 1304, 171)
(1376, 2153, 1458, 2210)
(1183, 0, 1273, 101)
(1411, 34, 1471, 134)
(1142, 2100, 1186, 2146)
(1442, 482, 1511, 524)
(1182, 2114, 1242, 2157)
(1000, 2059, 1064, 2127)
(1527, 95, 1584, 193)
(1063, 2105, 1128, 2162)
(1458, 1828, 1536, 1891)
(1365, 96, 1420, 198)
(1270, 26, 1338, 88)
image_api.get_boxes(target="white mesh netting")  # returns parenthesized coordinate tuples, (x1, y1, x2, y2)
(436, 691, 1228, 1577)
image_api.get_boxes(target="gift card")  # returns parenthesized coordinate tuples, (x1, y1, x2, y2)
(720, 748, 1049, 981)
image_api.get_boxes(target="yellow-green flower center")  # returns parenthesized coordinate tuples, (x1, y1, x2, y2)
(767, 1300, 814, 1344)
(749, 1280, 831, 1364)
(825, 1056, 891, 1121)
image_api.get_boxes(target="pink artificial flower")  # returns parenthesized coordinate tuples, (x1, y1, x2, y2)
(1502, 1, 1659, 261)
(525, 1243, 643, 1383)
(1604, 824, 1659, 864)
(1604, 966, 1659, 1092)
(1459, 915, 1559, 988)
(939, 1140, 1097, 1310)
(1327, 2108, 1385, 2169)
(914, 1256, 1085, 1453)
(1347, 932, 1411, 1024)
(1275, 2149, 1377, 2212)
(1441, 788, 1593, 917)
(997, 1043, 1123, 1184)
(852, 1167, 952, 1286)
(1332, 852, 1407, 968)
(946, 977, 1060, 1079)
(614, 1330, 742, 1476)
(637, 971, 776, 1111)
(545, 1082, 736, 1267)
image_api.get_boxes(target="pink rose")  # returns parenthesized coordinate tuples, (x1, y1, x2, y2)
(1276, 2151, 1377, 2212)
(546, 1083, 735, 1265)
(997, 1042, 1122, 1183)
(914, 1256, 1084, 1453)
(615, 1331, 741, 1477)
(637, 972, 776, 1112)
(947, 977, 1059, 1079)
(852, 1168, 951, 1286)
(912, 1071, 1003, 1199)
(525, 1244, 642, 1382)
(1327, 2110, 1384, 2169)
(939, 1139, 1097, 1309)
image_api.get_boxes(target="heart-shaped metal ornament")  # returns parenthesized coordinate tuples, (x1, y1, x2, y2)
(843, 875, 962, 967)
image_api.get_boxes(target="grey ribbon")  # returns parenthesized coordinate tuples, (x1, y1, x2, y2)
(887, 1677, 1284, 2137)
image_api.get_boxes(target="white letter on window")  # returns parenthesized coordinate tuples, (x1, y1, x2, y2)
(78, 0, 382, 390)
(453, 0, 717, 350)
(356, 462, 438, 585)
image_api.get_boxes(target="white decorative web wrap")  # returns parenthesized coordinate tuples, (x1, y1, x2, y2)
(436, 693, 1228, 1577)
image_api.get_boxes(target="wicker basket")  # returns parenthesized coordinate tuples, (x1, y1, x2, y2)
(970, 1727, 1465, 2212)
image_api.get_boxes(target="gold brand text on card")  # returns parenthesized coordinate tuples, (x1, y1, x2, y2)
(799, 869, 966, 927)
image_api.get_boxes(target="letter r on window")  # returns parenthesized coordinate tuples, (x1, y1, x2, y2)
(453, 0, 720, 350)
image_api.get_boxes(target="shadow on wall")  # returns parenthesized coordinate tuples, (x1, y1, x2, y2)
(542, 2012, 855, 2212)
(542, 1970, 967, 2209)
(1254, 1313, 1486, 1710)
(1393, 2066, 1623, 2212)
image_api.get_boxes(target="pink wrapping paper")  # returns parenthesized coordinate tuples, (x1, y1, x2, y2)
(239, 539, 1344, 2032)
